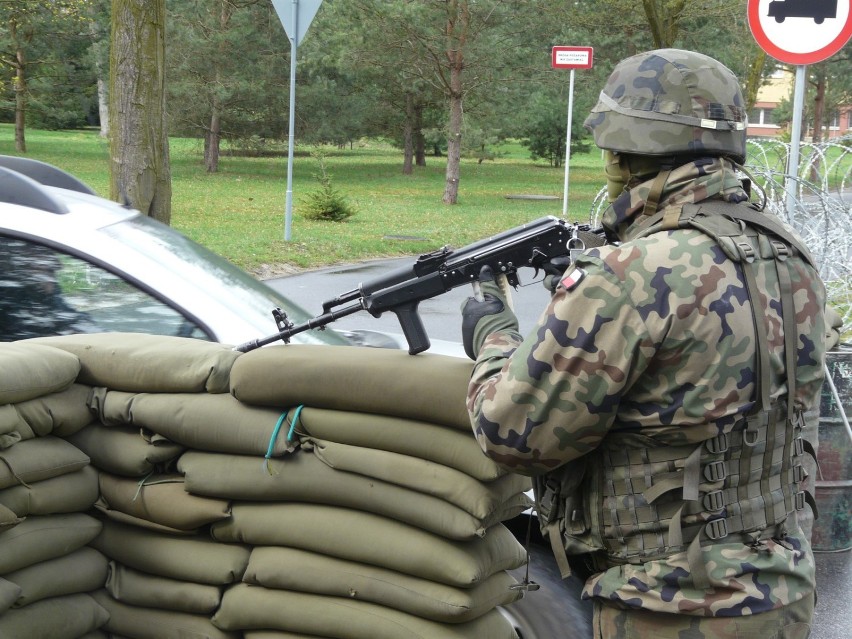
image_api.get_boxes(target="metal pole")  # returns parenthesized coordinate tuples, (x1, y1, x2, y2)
(562, 69, 575, 218)
(284, 0, 299, 241)
(785, 65, 807, 216)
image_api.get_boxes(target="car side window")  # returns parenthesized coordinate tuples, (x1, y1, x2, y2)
(0, 237, 210, 341)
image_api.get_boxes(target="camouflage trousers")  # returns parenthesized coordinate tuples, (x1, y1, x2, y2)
(593, 593, 814, 639)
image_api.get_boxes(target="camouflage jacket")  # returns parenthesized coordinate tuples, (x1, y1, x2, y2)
(467, 158, 827, 616)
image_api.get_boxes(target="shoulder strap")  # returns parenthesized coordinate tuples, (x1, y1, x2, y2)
(682, 201, 815, 268)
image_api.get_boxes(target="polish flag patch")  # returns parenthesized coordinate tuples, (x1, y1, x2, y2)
(560, 267, 586, 291)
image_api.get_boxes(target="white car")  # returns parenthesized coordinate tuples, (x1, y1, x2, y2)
(0, 155, 393, 349)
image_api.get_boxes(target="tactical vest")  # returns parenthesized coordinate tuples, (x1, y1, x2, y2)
(534, 200, 819, 589)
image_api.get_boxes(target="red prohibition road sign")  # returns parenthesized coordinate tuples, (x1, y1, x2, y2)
(551, 46, 594, 69)
(748, 0, 852, 64)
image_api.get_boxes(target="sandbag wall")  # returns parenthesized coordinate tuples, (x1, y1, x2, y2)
(0, 334, 532, 639)
(0, 343, 110, 639)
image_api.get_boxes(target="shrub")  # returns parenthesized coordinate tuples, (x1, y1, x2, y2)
(300, 150, 356, 222)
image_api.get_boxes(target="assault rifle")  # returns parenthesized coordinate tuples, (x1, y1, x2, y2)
(235, 216, 605, 354)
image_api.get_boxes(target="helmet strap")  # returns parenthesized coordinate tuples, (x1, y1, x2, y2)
(642, 168, 672, 217)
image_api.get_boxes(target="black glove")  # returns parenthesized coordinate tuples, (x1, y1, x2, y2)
(542, 256, 572, 294)
(461, 267, 519, 360)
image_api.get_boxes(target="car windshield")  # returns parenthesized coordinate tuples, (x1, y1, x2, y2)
(101, 215, 315, 328)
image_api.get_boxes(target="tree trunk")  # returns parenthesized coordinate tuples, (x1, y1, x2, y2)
(97, 77, 109, 138)
(206, 109, 221, 173)
(414, 102, 426, 167)
(442, 0, 469, 205)
(10, 16, 26, 153)
(204, 0, 232, 174)
(811, 66, 826, 144)
(14, 44, 26, 153)
(89, 15, 110, 138)
(642, 0, 685, 48)
(810, 65, 826, 181)
(109, 0, 172, 224)
(743, 50, 766, 111)
(403, 93, 414, 175)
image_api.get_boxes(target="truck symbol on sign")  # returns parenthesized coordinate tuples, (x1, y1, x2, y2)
(767, 0, 838, 23)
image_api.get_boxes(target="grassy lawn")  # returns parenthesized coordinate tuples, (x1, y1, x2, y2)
(0, 126, 606, 275)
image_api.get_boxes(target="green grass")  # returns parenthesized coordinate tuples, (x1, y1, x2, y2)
(0, 126, 605, 274)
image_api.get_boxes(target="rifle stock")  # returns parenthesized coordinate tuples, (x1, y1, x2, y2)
(235, 216, 604, 354)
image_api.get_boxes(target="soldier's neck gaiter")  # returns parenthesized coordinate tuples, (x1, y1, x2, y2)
(602, 156, 749, 242)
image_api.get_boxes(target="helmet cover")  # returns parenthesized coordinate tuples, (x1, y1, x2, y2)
(584, 49, 747, 164)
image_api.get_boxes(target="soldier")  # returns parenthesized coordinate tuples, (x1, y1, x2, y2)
(462, 49, 827, 638)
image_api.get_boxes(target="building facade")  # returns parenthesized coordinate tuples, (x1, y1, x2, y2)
(747, 69, 852, 140)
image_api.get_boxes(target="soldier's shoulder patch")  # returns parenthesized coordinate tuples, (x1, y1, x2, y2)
(560, 267, 586, 291)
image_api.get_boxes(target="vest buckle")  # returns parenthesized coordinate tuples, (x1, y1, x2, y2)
(794, 491, 806, 510)
(537, 478, 559, 521)
(794, 437, 805, 457)
(704, 433, 728, 454)
(705, 518, 729, 540)
(735, 240, 756, 263)
(703, 490, 725, 512)
(770, 240, 790, 261)
(703, 460, 727, 482)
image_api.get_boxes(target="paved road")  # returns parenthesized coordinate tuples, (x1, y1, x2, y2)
(268, 258, 851, 639)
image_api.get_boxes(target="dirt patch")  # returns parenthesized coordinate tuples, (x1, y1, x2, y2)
(251, 263, 306, 279)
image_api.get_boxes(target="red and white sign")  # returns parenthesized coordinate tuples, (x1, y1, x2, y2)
(748, 0, 852, 65)
(551, 46, 594, 70)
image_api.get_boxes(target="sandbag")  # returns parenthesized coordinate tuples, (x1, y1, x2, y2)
(245, 634, 330, 639)
(0, 576, 22, 614)
(0, 435, 90, 490)
(0, 342, 80, 405)
(210, 503, 527, 587)
(178, 451, 506, 540)
(96, 472, 230, 533)
(0, 593, 109, 639)
(294, 407, 507, 481)
(92, 589, 239, 639)
(230, 345, 472, 430)
(0, 465, 99, 516)
(0, 404, 23, 449)
(306, 438, 530, 519)
(105, 562, 222, 615)
(244, 546, 523, 623)
(93, 391, 295, 457)
(4, 546, 108, 608)
(25, 332, 240, 394)
(0, 502, 23, 531)
(0, 513, 102, 574)
(65, 423, 184, 477)
(12, 383, 95, 438)
(212, 584, 519, 638)
(90, 519, 250, 586)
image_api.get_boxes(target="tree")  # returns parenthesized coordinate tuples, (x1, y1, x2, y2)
(521, 90, 593, 167)
(341, 0, 540, 204)
(109, 0, 171, 224)
(167, 0, 291, 173)
(0, 0, 94, 151)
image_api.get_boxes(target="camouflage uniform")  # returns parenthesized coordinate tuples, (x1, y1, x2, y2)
(463, 50, 827, 636)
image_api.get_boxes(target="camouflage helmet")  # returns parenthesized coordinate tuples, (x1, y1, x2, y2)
(584, 49, 747, 164)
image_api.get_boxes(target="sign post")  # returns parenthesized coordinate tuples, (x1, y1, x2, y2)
(271, 0, 323, 241)
(551, 47, 593, 218)
(747, 0, 852, 212)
